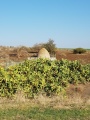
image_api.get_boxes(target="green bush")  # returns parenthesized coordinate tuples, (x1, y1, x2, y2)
(73, 48, 86, 54)
(0, 59, 90, 98)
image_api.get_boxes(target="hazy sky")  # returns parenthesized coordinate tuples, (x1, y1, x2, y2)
(0, 0, 90, 48)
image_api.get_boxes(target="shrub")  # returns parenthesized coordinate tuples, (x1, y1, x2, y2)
(73, 48, 86, 54)
(0, 59, 90, 98)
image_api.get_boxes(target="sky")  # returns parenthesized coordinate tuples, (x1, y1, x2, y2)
(0, 0, 90, 48)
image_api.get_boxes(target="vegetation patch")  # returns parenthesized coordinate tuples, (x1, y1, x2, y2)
(0, 58, 90, 98)
(0, 106, 90, 120)
(73, 48, 86, 54)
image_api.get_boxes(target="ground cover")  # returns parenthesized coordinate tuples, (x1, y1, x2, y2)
(0, 104, 90, 120)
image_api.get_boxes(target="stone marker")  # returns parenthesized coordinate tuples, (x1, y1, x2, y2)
(38, 48, 50, 59)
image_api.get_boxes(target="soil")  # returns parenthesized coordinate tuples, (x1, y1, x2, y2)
(56, 49, 90, 64)
(66, 82, 90, 99)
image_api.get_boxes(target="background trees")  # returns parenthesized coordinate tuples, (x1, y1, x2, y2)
(32, 39, 56, 56)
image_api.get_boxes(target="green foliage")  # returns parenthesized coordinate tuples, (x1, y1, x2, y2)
(0, 59, 90, 98)
(73, 48, 86, 54)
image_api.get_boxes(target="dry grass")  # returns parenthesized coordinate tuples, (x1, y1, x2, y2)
(0, 83, 90, 110)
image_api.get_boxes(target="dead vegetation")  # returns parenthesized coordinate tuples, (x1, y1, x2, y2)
(0, 46, 90, 65)
(0, 46, 39, 64)
(0, 83, 90, 109)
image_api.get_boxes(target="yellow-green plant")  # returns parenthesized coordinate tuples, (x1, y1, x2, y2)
(0, 59, 90, 98)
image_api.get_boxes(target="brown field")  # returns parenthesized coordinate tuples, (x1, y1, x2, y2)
(56, 49, 90, 64)
(0, 46, 90, 65)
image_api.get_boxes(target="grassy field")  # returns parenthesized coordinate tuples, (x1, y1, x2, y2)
(0, 106, 90, 120)
(0, 93, 90, 120)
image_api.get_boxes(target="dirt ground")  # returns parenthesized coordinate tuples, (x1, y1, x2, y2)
(56, 49, 90, 64)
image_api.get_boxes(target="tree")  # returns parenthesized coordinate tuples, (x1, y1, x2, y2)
(32, 39, 56, 56)
(43, 39, 56, 56)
